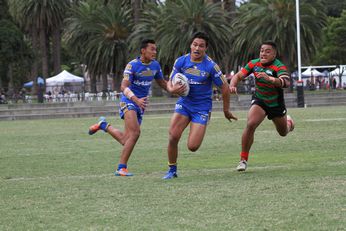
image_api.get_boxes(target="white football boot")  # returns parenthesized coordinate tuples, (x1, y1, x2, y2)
(236, 160, 247, 171)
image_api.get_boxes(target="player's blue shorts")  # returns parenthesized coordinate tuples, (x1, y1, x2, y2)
(174, 103, 210, 125)
(119, 99, 144, 125)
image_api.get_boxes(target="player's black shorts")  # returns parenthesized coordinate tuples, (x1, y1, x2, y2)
(251, 96, 287, 120)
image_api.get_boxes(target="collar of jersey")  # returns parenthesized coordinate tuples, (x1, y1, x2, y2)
(189, 53, 204, 63)
(138, 56, 152, 65)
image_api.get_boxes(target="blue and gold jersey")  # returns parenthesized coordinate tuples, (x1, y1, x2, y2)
(122, 57, 163, 99)
(170, 54, 226, 111)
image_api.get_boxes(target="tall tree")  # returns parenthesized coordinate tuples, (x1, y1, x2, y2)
(8, 0, 39, 82)
(322, 0, 346, 17)
(0, 0, 32, 94)
(313, 10, 346, 86)
(9, 0, 71, 79)
(132, 0, 141, 24)
(51, 0, 71, 75)
(230, 0, 327, 71)
(131, 0, 233, 72)
(224, 0, 236, 21)
(65, 0, 132, 93)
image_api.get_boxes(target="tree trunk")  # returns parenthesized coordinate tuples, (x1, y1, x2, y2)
(90, 74, 97, 93)
(113, 69, 122, 93)
(30, 28, 39, 80)
(52, 27, 61, 75)
(39, 28, 49, 79)
(101, 73, 108, 98)
(31, 28, 39, 95)
(132, 0, 141, 24)
(7, 64, 14, 94)
(224, 0, 236, 22)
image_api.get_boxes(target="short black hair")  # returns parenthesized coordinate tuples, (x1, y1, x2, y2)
(191, 32, 209, 47)
(140, 39, 156, 51)
(261, 40, 277, 51)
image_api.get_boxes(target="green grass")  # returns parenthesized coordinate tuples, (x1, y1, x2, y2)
(0, 106, 345, 230)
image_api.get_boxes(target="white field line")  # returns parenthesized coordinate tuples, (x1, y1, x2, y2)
(304, 118, 346, 122)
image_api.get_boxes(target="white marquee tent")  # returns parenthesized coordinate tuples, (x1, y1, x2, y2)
(46, 70, 84, 93)
(329, 67, 346, 87)
(301, 67, 324, 77)
(46, 70, 84, 86)
(329, 67, 346, 77)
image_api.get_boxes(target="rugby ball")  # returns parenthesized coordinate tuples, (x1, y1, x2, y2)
(172, 73, 190, 96)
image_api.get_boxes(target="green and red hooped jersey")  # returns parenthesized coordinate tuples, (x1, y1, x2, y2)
(241, 58, 289, 107)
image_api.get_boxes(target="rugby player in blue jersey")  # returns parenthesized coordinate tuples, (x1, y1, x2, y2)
(163, 32, 238, 179)
(88, 39, 182, 176)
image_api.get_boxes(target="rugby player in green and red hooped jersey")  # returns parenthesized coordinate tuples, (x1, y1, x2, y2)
(230, 41, 295, 172)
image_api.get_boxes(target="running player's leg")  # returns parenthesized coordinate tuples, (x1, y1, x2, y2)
(89, 117, 126, 144)
(237, 104, 266, 171)
(241, 104, 266, 155)
(119, 110, 141, 165)
(167, 113, 190, 164)
(107, 125, 125, 145)
(114, 110, 140, 176)
(186, 111, 209, 152)
(163, 112, 190, 179)
(187, 122, 207, 152)
(272, 114, 294, 136)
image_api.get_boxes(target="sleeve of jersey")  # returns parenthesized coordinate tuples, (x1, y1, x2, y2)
(277, 64, 289, 78)
(169, 58, 182, 81)
(240, 61, 254, 78)
(154, 62, 164, 80)
(123, 63, 134, 82)
(211, 63, 227, 87)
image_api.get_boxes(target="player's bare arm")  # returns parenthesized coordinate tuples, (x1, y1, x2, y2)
(121, 79, 147, 111)
(229, 71, 244, 94)
(221, 82, 238, 121)
(155, 79, 168, 91)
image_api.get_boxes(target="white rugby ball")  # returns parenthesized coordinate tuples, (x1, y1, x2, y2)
(172, 73, 190, 96)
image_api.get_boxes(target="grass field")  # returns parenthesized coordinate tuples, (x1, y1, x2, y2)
(0, 106, 345, 230)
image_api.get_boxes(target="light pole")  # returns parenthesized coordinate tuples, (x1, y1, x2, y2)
(296, 0, 305, 107)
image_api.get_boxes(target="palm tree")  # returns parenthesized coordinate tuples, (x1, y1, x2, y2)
(51, 0, 71, 75)
(223, 0, 236, 21)
(131, 0, 233, 73)
(230, 0, 327, 71)
(0, 0, 32, 94)
(8, 0, 39, 81)
(65, 0, 132, 93)
(132, 0, 141, 24)
(9, 0, 71, 77)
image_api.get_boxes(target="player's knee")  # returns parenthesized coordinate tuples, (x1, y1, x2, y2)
(277, 130, 287, 137)
(188, 146, 199, 152)
(246, 122, 258, 132)
(187, 143, 200, 152)
(130, 129, 141, 140)
(169, 131, 181, 144)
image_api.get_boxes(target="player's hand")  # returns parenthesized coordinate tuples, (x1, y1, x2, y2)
(256, 72, 271, 82)
(170, 84, 186, 96)
(134, 96, 148, 111)
(224, 110, 238, 122)
(229, 85, 238, 94)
